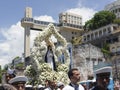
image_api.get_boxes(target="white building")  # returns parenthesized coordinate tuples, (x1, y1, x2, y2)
(59, 12, 82, 26)
(104, 0, 120, 19)
(58, 12, 83, 42)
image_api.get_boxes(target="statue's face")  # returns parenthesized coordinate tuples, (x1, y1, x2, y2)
(48, 46, 52, 51)
(50, 48, 52, 51)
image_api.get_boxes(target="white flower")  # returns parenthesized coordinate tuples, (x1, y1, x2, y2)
(25, 23, 70, 85)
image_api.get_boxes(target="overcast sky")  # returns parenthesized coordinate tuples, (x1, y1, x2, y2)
(0, 0, 116, 68)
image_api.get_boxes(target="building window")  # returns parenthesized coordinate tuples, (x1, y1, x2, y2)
(98, 59, 102, 63)
(95, 32, 98, 38)
(115, 9, 117, 13)
(113, 26, 117, 31)
(113, 37, 118, 42)
(103, 29, 106, 35)
(99, 30, 102, 36)
(87, 35, 90, 40)
(91, 34, 94, 39)
(84, 36, 86, 41)
(107, 27, 111, 33)
(117, 46, 120, 52)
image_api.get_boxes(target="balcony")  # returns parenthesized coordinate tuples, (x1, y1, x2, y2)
(21, 17, 59, 27)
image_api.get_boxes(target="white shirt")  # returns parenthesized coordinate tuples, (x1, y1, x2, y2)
(44, 87, 52, 90)
(63, 84, 84, 90)
(57, 88, 61, 90)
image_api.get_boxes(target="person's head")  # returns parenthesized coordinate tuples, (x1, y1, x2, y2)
(68, 68, 81, 84)
(49, 80, 57, 89)
(12, 82, 26, 90)
(9, 76, 28, 90)
(5, 73, 16, 83)
(96, 72, 110, 89)
(45, 79, 50, 87)
(5, 68, 16, 83)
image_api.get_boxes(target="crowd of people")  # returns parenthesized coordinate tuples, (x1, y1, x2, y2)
(0, 68, 28, 90)
(0, 49, 119, 90)
(0, 66, 119, 90)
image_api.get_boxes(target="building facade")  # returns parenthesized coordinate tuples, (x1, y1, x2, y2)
(59, 12, 82, 26)
(72, 44, 105, 80)
(104, 0, 120, 19)
(105, 0, 120, 79)
(59, 12, 83, 42)
(81, 0, 120, 79)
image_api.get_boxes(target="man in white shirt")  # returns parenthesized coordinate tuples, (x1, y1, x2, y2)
(63, 68, 85, 90)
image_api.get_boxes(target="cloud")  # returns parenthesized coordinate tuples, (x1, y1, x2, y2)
(0, 43, 10, 52)
(0, 22, 24, 68)
(34, 15, 56, 22)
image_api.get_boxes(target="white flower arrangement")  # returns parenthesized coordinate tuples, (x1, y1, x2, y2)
(24, 23, 70, 85)
(57, 64, 69, 72)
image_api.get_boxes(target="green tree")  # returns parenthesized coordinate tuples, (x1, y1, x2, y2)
(13, 56, 20, 60)
(101, 43, 111, 61)
(3, 64, 8, 70)
(12, 56, 21, 68)
(84, 19, 94, 31)
(84, 10, 116, 30)
(15, 62, 24, 69)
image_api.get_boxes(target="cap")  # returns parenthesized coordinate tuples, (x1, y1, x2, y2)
(7, 68, 15, 75)
(94, 66, 112, 75)
(25, 85, 32, 88)
(9, 76, 28, 84)
(93, 62, 112, 76)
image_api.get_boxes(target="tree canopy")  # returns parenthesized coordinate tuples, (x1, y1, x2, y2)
(84, 10, 116, 31)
